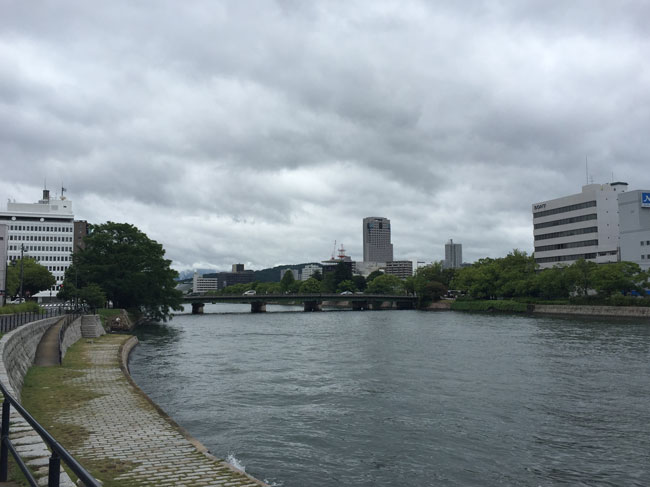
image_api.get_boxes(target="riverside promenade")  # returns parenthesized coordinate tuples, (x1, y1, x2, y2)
(37, 334, 267, 487)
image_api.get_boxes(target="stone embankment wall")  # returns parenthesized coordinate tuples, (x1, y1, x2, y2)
(60, 317, 83, 362)
(534, 304, 650, 318)
(0, 316, 60, 400)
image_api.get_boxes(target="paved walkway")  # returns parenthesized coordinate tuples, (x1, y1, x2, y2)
(54, 335, 266, 487)
(33, 319, 63, 366)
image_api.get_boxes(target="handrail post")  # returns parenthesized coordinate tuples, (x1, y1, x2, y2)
(48, 450, 60, 486)
(0, 399, 10, 481)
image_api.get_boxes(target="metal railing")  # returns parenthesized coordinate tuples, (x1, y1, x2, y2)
(0, 307, 69, 334)
(0, 381, 101, 486)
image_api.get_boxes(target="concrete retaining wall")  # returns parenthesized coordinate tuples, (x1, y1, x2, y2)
(534, 304, 650, 318)
(60, 317, 83, 362)
(0, 316, 60, 400)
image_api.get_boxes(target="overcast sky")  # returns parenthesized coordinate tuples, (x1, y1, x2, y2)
(2, 1, 649, 271)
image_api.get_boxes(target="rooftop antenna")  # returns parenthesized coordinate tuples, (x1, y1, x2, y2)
(585, 156, 588, 185)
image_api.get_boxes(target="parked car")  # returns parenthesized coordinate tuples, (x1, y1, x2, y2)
(340, 291, 353, 295)
(242, 290, 256, 296)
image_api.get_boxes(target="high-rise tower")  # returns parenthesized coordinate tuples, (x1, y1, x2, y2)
(363, 217, 393, 262)
(444, 239, 462, 269)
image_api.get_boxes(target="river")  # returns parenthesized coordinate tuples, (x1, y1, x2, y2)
(129, 305, 650, 486)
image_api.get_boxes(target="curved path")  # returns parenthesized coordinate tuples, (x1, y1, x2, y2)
(33, 319, 63, 366)
(52, 334, 266, 487)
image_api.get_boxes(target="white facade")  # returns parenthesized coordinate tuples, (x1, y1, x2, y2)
(354, 261, 385, 278)
(532, 182, 627, 269)
(619, 190, 650, 271)
(192, 271, 218, 293)
(0, 191, 75, 291)
(300, 264, 322, 281)
(384, 260, 413, 279)
(444, 239, 462, 269)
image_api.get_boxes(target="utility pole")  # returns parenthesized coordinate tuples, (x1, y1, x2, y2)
(19, 244, 24, 302)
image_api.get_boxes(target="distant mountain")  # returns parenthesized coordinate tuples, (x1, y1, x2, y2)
(176, 268, 214, 280)
(202, 262, 322, 283)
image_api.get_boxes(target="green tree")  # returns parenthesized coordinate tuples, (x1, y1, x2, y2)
(590, 262, 647, 297)
(220, 283, 253, 295)
(535, 266, 573, 299)
(366, 274, 405, 295)
(299, 278, 321, 294)
(566, 259, 598, 297)
(333, 262, 353, 287)
(256, 282, 281, 295)
(352, 275, 367, 291)
(78, 283, 106, 309)
(320, 272, 336, 293)
(60, 222, 182, 321)
(411, 264, 448, 306)
(7, 258, 56, 298)
(366, 270, 384, 283)
(311, 270, 323, 281)
(336, 280, 357, 293)
(280, 270, 296, 293)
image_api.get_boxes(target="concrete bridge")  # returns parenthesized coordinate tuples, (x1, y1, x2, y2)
(182, 294, 417, 314)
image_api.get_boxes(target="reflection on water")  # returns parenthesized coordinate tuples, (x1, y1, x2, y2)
(130, 308, 650, 487)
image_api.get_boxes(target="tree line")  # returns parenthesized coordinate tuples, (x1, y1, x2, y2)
(450, 250, 649, 301)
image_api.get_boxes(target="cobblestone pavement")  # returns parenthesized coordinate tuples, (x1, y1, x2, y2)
(56, 335, 266, 487)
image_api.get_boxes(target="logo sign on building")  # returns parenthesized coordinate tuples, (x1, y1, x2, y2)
(642, 192, 650, 208)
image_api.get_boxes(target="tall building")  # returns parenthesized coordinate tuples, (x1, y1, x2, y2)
(618, 190, 650, 271)
(74, 220, 90, 251)
(444, 239, 462, 269)
(532, 182, 627, 269)
(363, 217, 393, 262)
(0, 190, 75, 291)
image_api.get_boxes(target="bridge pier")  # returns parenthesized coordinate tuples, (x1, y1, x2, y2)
(352, 301, 368, 311)
(191, 303, 205, 314)
(396, 300, 415, 310)
(303, 301, 322, 312)
(251, 302, 267, 313)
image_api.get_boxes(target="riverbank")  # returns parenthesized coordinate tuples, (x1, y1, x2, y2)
(450, 299, 650, 318)
(20, 333, 267, 487)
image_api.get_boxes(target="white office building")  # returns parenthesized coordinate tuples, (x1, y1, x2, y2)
(619, 190, 650, 271)
(192, 271, 218, 293)
(300, 264, 322, 281)
(532, 182, 627, 269)
(0, 190, 74, 291)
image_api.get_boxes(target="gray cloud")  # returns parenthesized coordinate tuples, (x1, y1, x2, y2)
(2, 0, 649, 270)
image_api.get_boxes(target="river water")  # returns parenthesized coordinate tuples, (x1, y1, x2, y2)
(129, 305, 650, 486)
